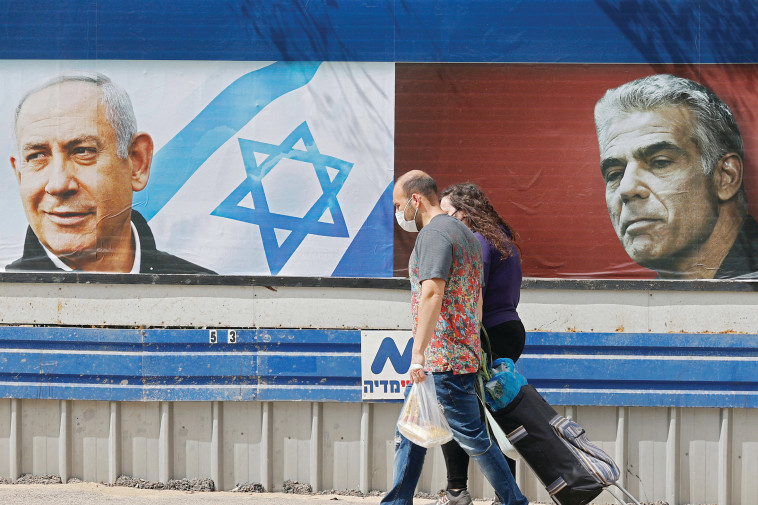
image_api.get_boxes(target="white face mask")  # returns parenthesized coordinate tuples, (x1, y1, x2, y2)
(395, 196, 419, 233)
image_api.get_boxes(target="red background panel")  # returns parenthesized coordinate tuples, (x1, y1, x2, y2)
(394, 64, 758, 278)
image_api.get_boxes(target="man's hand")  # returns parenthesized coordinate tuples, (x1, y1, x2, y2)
(409, 351, 426, 383)
(409, 363, 426, 383)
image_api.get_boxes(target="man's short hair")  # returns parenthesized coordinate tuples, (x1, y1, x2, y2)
(14, 72, 137, 159)
(594, 74, 744, 178)
(402, 172, 439, 203)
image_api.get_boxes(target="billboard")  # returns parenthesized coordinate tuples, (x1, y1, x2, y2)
(0, 61, 394, 276)
(1, 60, 756, 281)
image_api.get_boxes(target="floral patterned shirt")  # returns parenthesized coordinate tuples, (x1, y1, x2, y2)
(409, 214, 483, 374)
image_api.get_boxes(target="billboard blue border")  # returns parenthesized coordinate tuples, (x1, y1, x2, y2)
(1, 1, 756, 63)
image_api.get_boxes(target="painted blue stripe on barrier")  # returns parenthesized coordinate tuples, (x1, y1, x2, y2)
(520, 331, 758, 408)
(255, 355, 360, 377)
(141, 328, 363, 345)
(255, 387, 360, 403)
(521, 356, 758, 383)
(0, 326, 144, 344)
(526, 331, 758, 351)
(538, 390, 758, 410)
(0, 374, 358, 388)
(0, 328, 755, 406)
(0, 327, 363, 401)
(1, 1, 757, 63)
(0, 352, 143, 376)
(139, 354, 359, 377)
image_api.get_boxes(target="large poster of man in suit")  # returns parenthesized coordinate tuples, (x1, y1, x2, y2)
(394, 64, 758, 280)
(0, 61, 395, 277)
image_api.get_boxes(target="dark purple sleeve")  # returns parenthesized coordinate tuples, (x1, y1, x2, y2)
(475, 232, 491, 288)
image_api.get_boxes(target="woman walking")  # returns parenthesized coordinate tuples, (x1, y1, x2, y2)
(433, 182, 525, 505)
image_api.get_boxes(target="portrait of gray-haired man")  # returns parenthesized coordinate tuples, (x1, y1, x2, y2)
(7, 72, 214, 274)
(594, 73, 758, 279)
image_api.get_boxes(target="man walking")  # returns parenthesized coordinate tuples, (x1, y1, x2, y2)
(382, 170, 527, 505)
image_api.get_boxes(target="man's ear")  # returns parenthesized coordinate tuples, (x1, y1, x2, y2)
(129, 133, 153, 192)
(714, 153, 743, 202)
(413, 193, 423, 209)
(10, 156, 20, 183)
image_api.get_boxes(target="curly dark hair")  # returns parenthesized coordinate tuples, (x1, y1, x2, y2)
(440, 182, 518, 259)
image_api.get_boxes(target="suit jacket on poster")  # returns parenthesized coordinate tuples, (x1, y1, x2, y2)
(715, 214, 758, 279)
(5, 210, 216, 274)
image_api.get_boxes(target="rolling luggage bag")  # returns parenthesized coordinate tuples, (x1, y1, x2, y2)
(490, 384, 641, 505)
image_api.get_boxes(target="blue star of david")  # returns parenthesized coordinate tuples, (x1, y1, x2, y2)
(212, 122, 353, 274)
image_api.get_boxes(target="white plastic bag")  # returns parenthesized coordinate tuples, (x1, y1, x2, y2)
(483, 404, 521, 460)
(397, 375, 454, 448)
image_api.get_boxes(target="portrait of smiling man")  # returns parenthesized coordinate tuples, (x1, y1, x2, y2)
(594, 74, 758, 279)
(6, 72, 214, 274)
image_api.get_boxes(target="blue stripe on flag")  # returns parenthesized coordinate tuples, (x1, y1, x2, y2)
(332, 181, 394, 278)
(134, 61, 321, 221)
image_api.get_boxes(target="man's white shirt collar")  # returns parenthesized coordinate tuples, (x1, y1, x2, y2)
(41, 221, 141, 273)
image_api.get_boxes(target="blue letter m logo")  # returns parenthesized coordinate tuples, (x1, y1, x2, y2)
(371, 337, 413, 374)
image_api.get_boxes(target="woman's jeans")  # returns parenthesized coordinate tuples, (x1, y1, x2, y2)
(380, 371, 528, 505)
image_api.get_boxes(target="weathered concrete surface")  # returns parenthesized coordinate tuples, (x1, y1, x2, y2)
(0, 483, 496, 505)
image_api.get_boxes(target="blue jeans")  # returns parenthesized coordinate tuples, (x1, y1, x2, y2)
(381, 371, 528, 505)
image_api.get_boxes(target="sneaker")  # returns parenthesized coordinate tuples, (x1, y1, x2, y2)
(426, 489, 473, 505)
